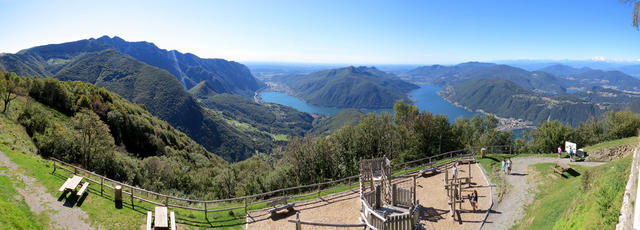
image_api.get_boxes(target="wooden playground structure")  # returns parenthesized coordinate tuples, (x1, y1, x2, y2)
(359, 157, 419, 230)
(443, 154, 477, 221)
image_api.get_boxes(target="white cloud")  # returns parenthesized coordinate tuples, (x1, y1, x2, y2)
(591, 56, 606, 61)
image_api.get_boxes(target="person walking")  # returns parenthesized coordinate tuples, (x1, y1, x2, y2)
(506, 158, 512, 175)
(557, 146, 562, 158)
(569, 148, 574, 162)
(501, 159, 506, 174)
(452, 162, 458, 178)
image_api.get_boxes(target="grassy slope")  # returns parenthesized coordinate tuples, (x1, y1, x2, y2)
(0, 98, 362, 229)
(0, 170, 46, 229)
(582, 136, 637, 152)
(0, 99, 247, 229)
(512, 156, 631, 230)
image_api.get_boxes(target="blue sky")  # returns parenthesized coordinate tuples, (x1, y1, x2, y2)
(0, 0, 639, 64)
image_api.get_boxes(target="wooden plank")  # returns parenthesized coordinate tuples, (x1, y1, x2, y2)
(58, 178, 72, 192)
(550, 165, 564, 175)
(155, 206, 169, 228)
(146, 211, 152, 230)
(170, 211, 176, 230)
(556, 161, 571, 170)
(76, 182, 89, 196)
(67, 175, 83, 190)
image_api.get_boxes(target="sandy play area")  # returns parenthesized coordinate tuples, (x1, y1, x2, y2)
(246, 162, 490, 230)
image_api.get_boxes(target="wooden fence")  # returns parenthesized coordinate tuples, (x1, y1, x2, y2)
(392, 184, 414, 208)
(360, 197, 419, 230)
(49, 144, 513, 220)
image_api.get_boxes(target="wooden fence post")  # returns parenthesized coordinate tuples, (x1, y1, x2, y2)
(317, 184, 321, 198)
(74, 167, 78, 175)
(52, 161, 56, 174)
(295, 212, 301, 230)
(100, 178, 103, 196)
(244, 198, 248, 214)
(204, 203, 208, 219)
(392, 184, 397, 206)
(413, 176, 417, 204)
(131, 187, 134, 209)
(165, 196, 169, 207)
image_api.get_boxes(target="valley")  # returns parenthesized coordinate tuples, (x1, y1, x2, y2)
(2, 1, 640, 229)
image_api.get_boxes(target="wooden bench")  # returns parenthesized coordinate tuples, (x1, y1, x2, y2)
(77, 182, 89, 196)
(267, 196, 294, 215)
(550, 165, 564, 175)
(146, 211, 152, 230)
(419, 163, 437, 175)
(170, 211, 176, 230)
(457, 154, 476, 164)
(551, 161, 573, 175)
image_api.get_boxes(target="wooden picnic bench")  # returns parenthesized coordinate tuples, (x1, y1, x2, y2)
(419, 162, 438, 175)
(147, 206, 177, 230)
(550, 161, 573, 175)
(58, 175, 87, 195)
(457, 154, 476, 164)
(267, 196, 294, 215)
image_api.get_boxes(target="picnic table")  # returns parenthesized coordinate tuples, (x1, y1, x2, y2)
(155, 207, 169, 229)
(147, 206, 176, 230)
(58, 175, 89, 196)
(267, 196, 294, 215)
(550, 161, 573, 175)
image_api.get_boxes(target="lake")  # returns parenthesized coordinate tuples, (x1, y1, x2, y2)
(260, 84, 477, 122)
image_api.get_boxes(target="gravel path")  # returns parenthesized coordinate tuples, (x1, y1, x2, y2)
(0, 150, 95, 230)
(482, 157, 604, 230)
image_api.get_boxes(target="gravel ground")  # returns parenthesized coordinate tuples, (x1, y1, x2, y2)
(246, 190, 363, 230)
(0, 150, 95, 230)
(247, 162, 491, 230)
(418, 162, 491, 230)
(482, 157, 604, 230)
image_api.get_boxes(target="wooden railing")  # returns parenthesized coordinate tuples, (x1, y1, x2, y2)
(49, 144, 513, 219)
(392, 185, 413, 208)
(360, 197, 419, 230)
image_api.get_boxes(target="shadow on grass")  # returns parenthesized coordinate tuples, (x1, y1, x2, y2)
(566, 168, 581, 177)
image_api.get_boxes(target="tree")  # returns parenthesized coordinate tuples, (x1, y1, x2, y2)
(0, 72, 24, 114)
(632, 1, 640, 29)
(72, 109, 115, 166)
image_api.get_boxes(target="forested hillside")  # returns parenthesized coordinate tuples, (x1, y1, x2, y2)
(441, 78, 640, 127)
(0, 41, 270, 162)
(405, 62, 566, 94)
(277, 66, 418, 109)
(440, 78, 601, 127)
(195, 92, 314, 141)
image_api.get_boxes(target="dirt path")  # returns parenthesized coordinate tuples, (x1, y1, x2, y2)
(0, 151, 95, 230)
(482, 157, 604, 230)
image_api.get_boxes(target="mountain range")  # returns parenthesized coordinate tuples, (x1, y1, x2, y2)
(0, 36, 270, 161)
(404, 62, 566, 94)
(440, 78, 640, 127)
(275, 66, 418, 109)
